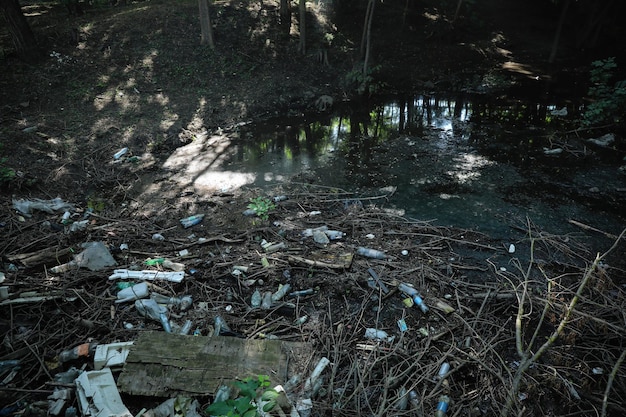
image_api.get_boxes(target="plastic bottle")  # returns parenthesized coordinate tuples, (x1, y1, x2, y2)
(271, 283, 291, 302)
(151, 293, 193, 311)
(437, 362, 450, 380)
(214, 315, 231, 335)
(398, 282, 429, 313)
(324, 230, 345, 240)
(58, 342, 98, 363)
(261, 291, 273, 309)
(289, 288, 315, 297)
(251, 289, 262, 307)
(357, 247, 386, 259)
(135, 299, 171, 333)
(180, 214, 205, 228)
(113, 147, 129, 159)
(435, 395, 450, 417)
(179, 319, 193, 335)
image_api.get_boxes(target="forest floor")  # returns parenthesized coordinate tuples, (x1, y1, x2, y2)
(0, 0, 625, 416)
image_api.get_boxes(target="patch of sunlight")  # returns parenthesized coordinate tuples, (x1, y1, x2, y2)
(423, 12, 440, 21)
(447, 152, 494, 184)
(120, 125, 136, 142)
(264, 172, 287, 182)
(502, 61, 540, 80)
(150, 92, 169, 106)
(195, 171, 257, 192)
(142, 50, 158, 68)
(113, 89, 140, 113)
(93, 89, 114, 111)
(160, 111, 178, 131)
(187, 98, 207, 131)
(162, 133, 256, 192)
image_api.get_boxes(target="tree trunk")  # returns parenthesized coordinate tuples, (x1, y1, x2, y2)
(0, 0, 42, 62)
(548, 0, 570, 64)
(280, 0, 290, 37)
(198, 0, 215, 48)
(362, 0, 376, 79)
(298, 0, 306, 54)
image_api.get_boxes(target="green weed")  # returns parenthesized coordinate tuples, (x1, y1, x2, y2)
(247, 196, 276, 221)
(205, 375, 278, 417)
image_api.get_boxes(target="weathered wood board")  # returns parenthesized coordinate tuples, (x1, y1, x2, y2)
(117, 332, 305, 397)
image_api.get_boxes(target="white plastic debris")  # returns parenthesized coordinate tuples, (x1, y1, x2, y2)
(93, 342, 134, 370)
(108, 269, 185, 283)
(364, 328, 395, 342)
(115, 282, 149, 303)
(543, 147, 563, 155)
(587, 133, 614, 147)
(50, 242, 117, 273)
(12, 197, 74, 217)
(508, 244, 516, 254)
(75, 368, 132, 417)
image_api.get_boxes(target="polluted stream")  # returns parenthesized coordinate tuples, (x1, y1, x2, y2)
(229, 94, 626, 248)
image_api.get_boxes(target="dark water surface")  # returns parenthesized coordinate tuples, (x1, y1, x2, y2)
(231, 94, 625, 246)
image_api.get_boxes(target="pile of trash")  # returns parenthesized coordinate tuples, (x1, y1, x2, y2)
(1, 186, 624, 417)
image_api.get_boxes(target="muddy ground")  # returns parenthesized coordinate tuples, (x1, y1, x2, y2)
(1, 0, 625, 416)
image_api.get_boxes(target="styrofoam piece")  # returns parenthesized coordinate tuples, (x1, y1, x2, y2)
(75, 368, 133, 417)
(108, 269, 185, 283)
(94, 342, 135, 370)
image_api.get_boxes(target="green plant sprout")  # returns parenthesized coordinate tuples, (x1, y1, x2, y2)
(247, 197, 276, 221)
(205, 375, 279, 417)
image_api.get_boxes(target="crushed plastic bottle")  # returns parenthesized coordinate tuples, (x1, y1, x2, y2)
(398, 282, 429, 313)
(251, 289, 262, 307)
(135, 299, 171, 333)
(261, 291, 273, 309)
(214, 315, 231, 335)
(272, 283, 291, 302)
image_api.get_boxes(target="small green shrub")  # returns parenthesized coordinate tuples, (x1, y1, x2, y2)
(247, 197, 276, 221)
(345, 64, 385, 96)
(583, 57, 626, 126)
(205, 375, 278, 417)
(0, 144, 16, 184)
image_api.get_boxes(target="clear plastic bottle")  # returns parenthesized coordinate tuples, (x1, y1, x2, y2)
(58, 342, 98, 363)
(357, 247, 386, 259)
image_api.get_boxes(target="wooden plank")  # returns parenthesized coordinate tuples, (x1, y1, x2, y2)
(117, 332, 304, 397)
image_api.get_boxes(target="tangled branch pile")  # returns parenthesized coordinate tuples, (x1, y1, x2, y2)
(0, 184, 624, 417)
